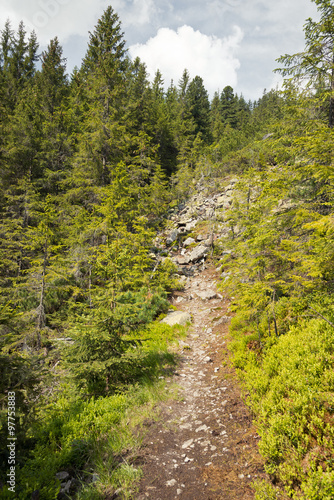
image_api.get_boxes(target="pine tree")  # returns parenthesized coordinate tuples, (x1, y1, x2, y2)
(186, 75, 212, 143)
(275, 0, 334, 127)
(72, 7, 129, 189)
(81, 5, 127, 83)
(220, 85, 238, 128)
(1, 21, 39, 109)
(151, 70, 177, 175)
(38, 37, 67, 115)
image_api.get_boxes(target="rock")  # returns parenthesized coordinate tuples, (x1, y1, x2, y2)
(188, 245, 208, 263)
(181, 438, 194, 449)
(196, 290, 217, 300)
(203, 235, 214, 247)
(161, 311, 191, 326)
(177, 217, 193, 226)
(185, 220, 197, 232)
(214, 316, 231, 325)
(203, 356, 213, 363)
(196, 424, 209, 432)
(175, 255, 190, 265)
(183, 237, 195, 247)
(56, 472, 69, 481)
(166, 479, 177, 487)
(216, 195, 230, 206)
(196, 234, 207, 241)
(166, 229, 179, 245)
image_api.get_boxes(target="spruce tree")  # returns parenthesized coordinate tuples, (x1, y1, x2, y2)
(72, 7, 128, 189)
(275, 0, 334, 127)
(81, 5, 127, 83)
(186, 75, 212, 143)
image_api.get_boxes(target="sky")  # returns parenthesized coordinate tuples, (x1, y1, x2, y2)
(0, 0, 319, 101)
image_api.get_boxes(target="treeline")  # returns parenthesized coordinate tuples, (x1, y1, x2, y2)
(0, 7, 281, 384)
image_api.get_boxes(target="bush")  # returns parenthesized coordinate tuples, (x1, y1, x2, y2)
(239, 318, 334, 498)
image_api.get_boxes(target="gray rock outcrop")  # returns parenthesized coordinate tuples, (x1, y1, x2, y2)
(161, 311, 192, 326)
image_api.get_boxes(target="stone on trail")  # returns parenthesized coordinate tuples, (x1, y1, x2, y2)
(181, 438, 194, 449)
(188, 245, 208, 263)
(175, 255, 190, 265)
(196, 290, 217, 300)
(166, 479, 177, 487)
(161, 311, 191, 326)
(185, 220, 197, 232)
(183, 237, 196, 247)
(166, 229, 179, 245)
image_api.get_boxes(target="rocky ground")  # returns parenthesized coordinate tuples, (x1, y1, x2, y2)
(136, 264, 267, 499)
(134, 179, 267, 499)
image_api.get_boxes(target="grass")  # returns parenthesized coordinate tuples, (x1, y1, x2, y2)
(1, 322, 186, 499)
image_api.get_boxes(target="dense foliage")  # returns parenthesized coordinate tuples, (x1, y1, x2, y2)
(216, 1, 334, 497)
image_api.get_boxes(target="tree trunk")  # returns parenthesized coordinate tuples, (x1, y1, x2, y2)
(329, 53, 334, 128)
(36, 239, 47, 349)
(272, 290, 279, 338)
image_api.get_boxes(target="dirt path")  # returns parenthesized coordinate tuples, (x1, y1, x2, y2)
(137, 266, 266, 500)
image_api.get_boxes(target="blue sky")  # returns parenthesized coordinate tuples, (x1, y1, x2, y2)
(0, 0, 319, 100)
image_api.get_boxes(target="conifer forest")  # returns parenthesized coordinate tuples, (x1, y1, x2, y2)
(1, 0, 334, 498)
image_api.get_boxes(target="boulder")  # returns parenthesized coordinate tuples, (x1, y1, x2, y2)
(188, 245, 208, 262)
(175, 255, 190, 265)
(185, 220, 198, 232)
(166, 229, 179, 245)
(217, 194, 231, 207)
(196, 290, 217, 300)
(161, 311, 191, 326)
(177, 218, 193, 226)
(183, 237, 195, 247)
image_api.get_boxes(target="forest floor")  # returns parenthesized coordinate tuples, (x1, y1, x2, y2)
(136, 265, 267, 499)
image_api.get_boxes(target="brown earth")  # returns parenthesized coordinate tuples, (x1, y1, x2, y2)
(136, 265, 267, 499)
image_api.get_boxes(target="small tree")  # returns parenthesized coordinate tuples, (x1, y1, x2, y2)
(275, 0, 334, 127)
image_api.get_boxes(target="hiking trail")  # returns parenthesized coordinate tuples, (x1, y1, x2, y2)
(137, 265, 267, 499)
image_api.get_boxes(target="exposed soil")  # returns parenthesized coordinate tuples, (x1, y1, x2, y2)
(136, 265, 267, 499)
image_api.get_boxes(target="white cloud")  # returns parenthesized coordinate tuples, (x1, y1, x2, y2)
(122, 0, 156, 27)
(0, 0, 155, 47)
(129, 24, 243, 96)
(0, 0, 320, 100)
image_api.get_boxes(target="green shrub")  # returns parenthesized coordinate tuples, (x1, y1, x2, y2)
(237, 318, 334, 498)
